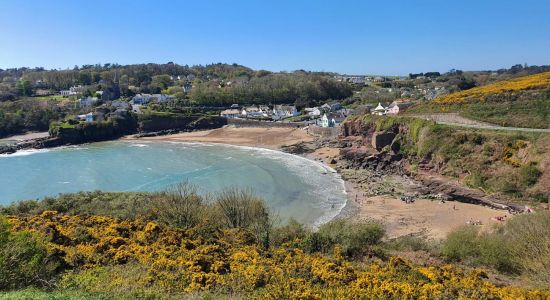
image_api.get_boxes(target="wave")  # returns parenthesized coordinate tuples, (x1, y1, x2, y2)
(0, 148, 51, 158)
(156, 141, 348, 226)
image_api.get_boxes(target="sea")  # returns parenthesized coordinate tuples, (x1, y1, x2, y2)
(0, 141, 347, 226)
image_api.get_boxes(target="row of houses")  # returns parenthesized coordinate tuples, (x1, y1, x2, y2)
(220, 104, 299, 120)
(60, 85, 87, 96)
(130, 93, 174, 105)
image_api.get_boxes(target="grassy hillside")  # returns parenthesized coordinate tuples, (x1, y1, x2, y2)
(410, 72, 550, 128)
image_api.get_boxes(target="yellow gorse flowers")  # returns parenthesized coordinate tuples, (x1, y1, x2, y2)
(7, 211, 550, 299)
(434, 71, 550, 104)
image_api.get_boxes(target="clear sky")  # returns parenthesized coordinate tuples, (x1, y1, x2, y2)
(0, 0, 549, 75)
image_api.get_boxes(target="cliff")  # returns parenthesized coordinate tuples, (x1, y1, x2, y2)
(338, 115, 550, 206)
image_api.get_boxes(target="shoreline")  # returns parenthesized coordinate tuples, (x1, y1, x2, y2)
(3, 126, 514, 239)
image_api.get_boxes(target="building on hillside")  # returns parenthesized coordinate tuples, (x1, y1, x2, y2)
(183, 83, 193, 93)
(320, 113, 330, 127)
(220, 109, 241, 118)
(272, 105, 299, 120)
(372, 102, 387, 116)
(76, 112, 96, 123)
(319, 112, 345, 128)
(78, 96, 99, 108)
(241, 106, 266, 118)
(130, 94, 173, 105)
(386, 100, 414, 115)
(111, 100, 130, 110)
(60, 85, 87, 96)
(305, 107, 322, 117)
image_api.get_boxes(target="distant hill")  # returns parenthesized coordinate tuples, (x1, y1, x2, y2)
(433, 71, 550, 104)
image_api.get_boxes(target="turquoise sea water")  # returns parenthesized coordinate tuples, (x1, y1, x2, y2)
(0, 141, 347, 226)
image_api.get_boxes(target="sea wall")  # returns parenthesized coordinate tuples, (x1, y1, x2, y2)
(227, 118, 305, 128)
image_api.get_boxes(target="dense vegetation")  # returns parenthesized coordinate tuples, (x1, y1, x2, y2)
(0, 63, 351, 107)
(188, 72, 352, 106)
(350, 115, 550, 202)
(2, 186, 549, 299)
(0, 100, 64, 138)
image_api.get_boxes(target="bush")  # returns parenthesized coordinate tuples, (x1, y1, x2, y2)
(505, 212, 550, 285)
(442, 225, 518, 274)
(519, 163, 542, 186)
(304, 219, 385, 258)
(0, 217, 58, 290)
(215, 188, 271, 249)
(150, 181, 206, 230)
(441, 226, 480, 262)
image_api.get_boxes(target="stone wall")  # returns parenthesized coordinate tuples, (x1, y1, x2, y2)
(227, 118, 305, 128)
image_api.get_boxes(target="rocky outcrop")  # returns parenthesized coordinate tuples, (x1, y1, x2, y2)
(0, 137, 64, 155)
(371, 132, 396, 151)
(337, 117, 520, 212)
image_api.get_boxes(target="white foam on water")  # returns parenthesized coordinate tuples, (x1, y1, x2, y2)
(168, 141, 348, 227)
(0, 148, 51, 158)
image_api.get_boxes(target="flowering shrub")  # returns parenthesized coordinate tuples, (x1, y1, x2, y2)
(434, 71, 550, 104)
(6, 211, 549, 299)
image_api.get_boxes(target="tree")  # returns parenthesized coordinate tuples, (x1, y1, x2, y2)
(15, 80, 32, 96)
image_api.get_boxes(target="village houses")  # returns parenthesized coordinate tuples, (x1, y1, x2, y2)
(272, 105, 299, 120)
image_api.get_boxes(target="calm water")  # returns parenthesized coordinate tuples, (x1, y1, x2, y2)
(0, 141, 347, 226)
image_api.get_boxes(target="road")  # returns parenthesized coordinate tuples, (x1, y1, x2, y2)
(409, 113, 550, 133)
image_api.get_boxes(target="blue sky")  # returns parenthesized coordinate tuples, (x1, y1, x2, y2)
(0, 0, 549, 75)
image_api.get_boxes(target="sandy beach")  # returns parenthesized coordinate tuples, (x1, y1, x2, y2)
(133, 126, 512, 239)
(132, 127, 313, 150)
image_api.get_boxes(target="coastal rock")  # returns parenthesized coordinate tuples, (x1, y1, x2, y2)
(371, 131, 396, 151)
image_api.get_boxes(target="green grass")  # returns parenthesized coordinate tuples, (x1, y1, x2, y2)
(0, 289, 110, 300)
(24, 95, 68, 102)
(409, 89, 550, 129)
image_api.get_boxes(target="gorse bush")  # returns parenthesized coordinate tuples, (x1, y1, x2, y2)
(0, 217, 58, 291)
(6, 212, 548, 299)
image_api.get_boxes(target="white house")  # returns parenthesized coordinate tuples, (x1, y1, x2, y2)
(372, 102, 387, 116)
(220, 109, 241, 118)
(241, 106, 265, 118)
(305, 107, 322, 116)
(131, 94, 174, 105)
(320, 113, 330, 127)
(272, 105, 299, 120)
(60, 85, 86, 96)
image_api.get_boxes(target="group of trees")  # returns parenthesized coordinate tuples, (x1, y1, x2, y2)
(0, 101, 63, 138)
(188, 72, 352, 106)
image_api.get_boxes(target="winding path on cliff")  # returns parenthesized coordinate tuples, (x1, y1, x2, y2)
(408, 113, 550, 133)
